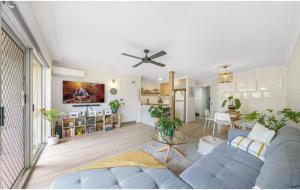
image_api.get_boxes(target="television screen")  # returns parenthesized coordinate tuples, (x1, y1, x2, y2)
(63, 81, 105, 104)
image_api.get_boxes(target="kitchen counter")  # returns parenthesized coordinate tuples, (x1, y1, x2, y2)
(140, 104, 168, 126)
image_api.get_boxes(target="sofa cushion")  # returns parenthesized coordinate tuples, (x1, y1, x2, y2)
(247, 123, 275, 145)
(180, 143, 263, 189)
(50, 167, 191, 189)
(266, 126, 300, 158)
(255, 141, 300, 188)
(213, 142, 264, 171)
(228, 136, 267, 161)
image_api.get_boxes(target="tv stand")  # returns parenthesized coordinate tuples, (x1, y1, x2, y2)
(61, 113, 121, 139)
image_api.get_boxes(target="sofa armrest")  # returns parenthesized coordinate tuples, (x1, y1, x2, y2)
(228, 129, 249, 140)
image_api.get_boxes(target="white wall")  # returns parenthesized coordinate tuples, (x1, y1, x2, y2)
(287, 34, 300, 112)
(52, 68, 141, 123)
(206, 66, 287, 114)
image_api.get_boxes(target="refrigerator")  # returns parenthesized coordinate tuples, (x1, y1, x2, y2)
(175, 90, 186, 122)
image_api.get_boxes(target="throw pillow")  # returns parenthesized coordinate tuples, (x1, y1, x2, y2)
(228, 136, 267, 161)
(247, 123, 275, 145)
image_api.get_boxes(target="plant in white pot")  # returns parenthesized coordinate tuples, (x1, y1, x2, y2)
(41, 109, 65, 145)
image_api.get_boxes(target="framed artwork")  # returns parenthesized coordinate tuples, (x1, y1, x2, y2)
(63, 81, 105, 104)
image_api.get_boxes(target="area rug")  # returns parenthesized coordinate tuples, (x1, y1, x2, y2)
(142, 138, 203, 175)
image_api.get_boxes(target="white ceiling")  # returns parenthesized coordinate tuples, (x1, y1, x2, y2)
(23, 1, 300, 81)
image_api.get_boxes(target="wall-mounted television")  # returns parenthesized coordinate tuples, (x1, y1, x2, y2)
(63, 81, 105, 104)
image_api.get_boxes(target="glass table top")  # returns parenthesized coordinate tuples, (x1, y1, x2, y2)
(152, 130, 189, 145)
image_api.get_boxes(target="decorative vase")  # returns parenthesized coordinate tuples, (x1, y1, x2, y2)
(47, 135, 59, 146)
(111, 109, 117, 114)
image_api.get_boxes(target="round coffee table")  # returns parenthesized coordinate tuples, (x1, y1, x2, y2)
(152, 131, 189, 162)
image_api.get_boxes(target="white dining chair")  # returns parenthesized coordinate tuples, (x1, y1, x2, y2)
(213, 112, 233, 136)
(204, 109, 214, 129)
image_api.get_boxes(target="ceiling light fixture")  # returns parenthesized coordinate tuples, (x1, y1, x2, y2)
(158, 78, 163, 81)
(217, 64, 233, 83)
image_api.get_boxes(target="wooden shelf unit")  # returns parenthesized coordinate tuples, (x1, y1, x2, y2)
(61, 114, 121, 138)
(140, 93, 160, 96)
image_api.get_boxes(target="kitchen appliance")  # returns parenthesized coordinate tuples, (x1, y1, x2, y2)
(175, 90, 186, 122)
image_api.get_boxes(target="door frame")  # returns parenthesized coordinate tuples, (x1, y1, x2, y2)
(0, 19, 27, 189)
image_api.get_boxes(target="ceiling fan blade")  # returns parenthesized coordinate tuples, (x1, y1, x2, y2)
(150, 60, 166, 67)
(149, 50, 167, 59)
(132, 62, 143, 67)
(122, 53, 142, 59)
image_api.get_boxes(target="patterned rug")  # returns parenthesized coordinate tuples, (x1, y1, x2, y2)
(142, 138, 203, 175)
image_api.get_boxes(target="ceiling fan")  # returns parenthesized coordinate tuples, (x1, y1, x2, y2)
(122, 49, 167, 67)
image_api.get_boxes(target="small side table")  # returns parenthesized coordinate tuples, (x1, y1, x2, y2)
(152, 131, 189, 162)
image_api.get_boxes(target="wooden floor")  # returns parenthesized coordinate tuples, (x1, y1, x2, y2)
(25, 119, 226, 189)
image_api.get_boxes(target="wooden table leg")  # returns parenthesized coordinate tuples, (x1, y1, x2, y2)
(157, 145, 169, 152)
(165, 145, 171, 162)
(172, 146, 185, 158)
(156, 144, 185, 162)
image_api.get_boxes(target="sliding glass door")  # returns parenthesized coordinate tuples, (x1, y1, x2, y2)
(32, 58, 43, 155)
(0, 27, 25, 189)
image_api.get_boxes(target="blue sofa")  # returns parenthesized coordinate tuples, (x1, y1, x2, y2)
(51, 126, 300, 189)
(180, 126, 300, 189)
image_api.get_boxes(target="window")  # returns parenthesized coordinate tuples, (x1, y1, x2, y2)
(32, 57, 43, 155)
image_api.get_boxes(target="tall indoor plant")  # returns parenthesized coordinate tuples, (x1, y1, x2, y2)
(109, 99, 122, 114)
(155, 115, 182, 138)
(222, 96, 241, 112)
(245, 108, 300, 131)
(148, 105, 164, 122)
(41, 109, 65, 145)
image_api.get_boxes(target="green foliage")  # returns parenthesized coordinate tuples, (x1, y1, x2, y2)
(148, 106, 164, 118)
(245, 108, 300, 131)
(41, 109, 65, 136)
(222, 96, 241, 109)
(109, 99, 122, 113)
(155, 116, 182, 137)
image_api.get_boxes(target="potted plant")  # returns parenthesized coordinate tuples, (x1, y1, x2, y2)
(155, 115, 182, 138)
(41, 109, 65, 145)
(148, 105, 164, 123)
(245, 108, 300, 131)
(222, 96, 241, 112)
(109, 99, 122, 114)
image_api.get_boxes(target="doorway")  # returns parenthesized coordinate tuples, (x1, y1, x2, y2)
(194, 86, 210, 118)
